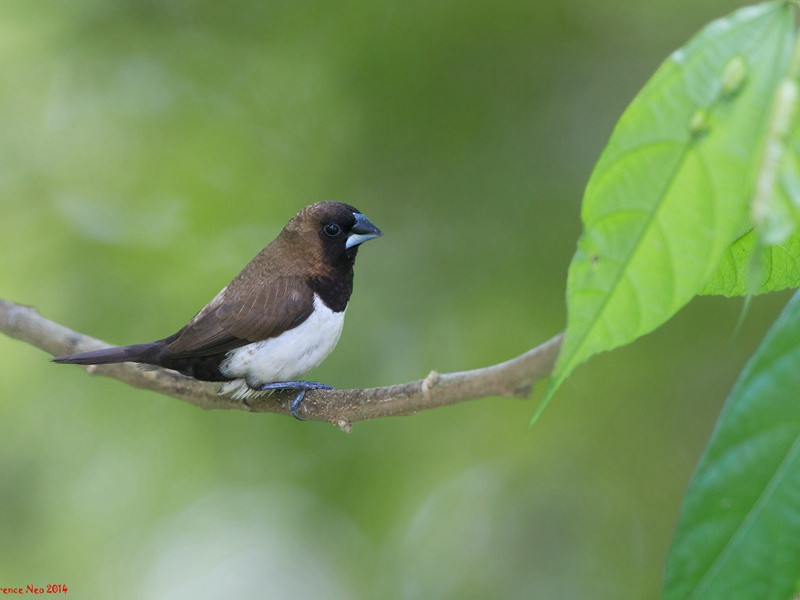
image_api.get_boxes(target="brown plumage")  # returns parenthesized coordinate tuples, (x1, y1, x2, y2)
(53, 201, 382, 414)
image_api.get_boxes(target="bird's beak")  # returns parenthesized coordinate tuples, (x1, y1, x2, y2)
(346, 213, 383, 249)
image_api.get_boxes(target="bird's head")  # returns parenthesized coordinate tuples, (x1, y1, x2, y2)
(284, 201, 383, 270)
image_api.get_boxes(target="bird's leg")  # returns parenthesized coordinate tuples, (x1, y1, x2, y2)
(259, 381, 334, 420)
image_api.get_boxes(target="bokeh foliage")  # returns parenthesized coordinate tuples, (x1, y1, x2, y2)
(0, 1, 792, 598)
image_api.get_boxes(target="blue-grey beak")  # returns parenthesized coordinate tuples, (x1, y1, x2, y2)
(346, 212, 383, 249)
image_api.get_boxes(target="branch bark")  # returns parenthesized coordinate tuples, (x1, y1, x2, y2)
(0, 297, 562, 431)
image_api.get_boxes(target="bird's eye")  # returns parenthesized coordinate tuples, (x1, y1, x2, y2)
(324, 223, 341, 236)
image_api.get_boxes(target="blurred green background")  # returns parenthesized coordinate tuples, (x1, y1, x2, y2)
(0, 1, 791, 598)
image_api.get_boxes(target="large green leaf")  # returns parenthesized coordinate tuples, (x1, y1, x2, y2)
(703, 36, 800, 296)
(543, 2, 796, 409)
(662, 289, 800, 600)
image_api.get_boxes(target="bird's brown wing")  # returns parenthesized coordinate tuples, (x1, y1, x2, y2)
(165, 276, 314, 358)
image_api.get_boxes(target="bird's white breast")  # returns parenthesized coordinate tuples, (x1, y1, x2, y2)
(218, 294, 345, 399)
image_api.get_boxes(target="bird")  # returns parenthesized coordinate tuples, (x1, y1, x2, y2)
(52, 201, 383, 419)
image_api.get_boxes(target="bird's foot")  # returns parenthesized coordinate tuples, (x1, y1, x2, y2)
(259, 381, 334, 420)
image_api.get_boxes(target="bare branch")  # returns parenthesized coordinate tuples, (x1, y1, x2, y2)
(0, 298, 562, 430)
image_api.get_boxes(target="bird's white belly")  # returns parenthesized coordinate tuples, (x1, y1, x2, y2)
(218, 295, 345, 399)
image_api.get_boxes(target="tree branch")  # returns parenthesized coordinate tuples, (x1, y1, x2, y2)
(0, 297, 562, 431)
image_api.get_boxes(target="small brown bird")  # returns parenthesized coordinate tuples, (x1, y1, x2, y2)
(53, 201, 382, 418)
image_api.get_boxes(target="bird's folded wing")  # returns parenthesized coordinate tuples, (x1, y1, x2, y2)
(165, 277, 314, 357)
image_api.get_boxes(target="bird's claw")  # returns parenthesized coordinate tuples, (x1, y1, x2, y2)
(259, 380, 334, 420)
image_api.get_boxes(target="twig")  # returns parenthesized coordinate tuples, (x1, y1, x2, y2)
(0, 297, 562, 430)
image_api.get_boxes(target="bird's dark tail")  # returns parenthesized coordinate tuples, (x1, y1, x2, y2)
(52, 342, 161, 366)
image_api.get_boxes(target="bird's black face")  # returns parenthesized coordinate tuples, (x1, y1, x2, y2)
(316, 203, 382, 265)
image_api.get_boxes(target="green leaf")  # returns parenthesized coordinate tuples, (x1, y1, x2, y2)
(703, 27, 800, 296)
(542, 2, 796, 410)
(662, 289, 800, 600)
(751, 44, 800, 246)
(702, 227, 800, 296)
